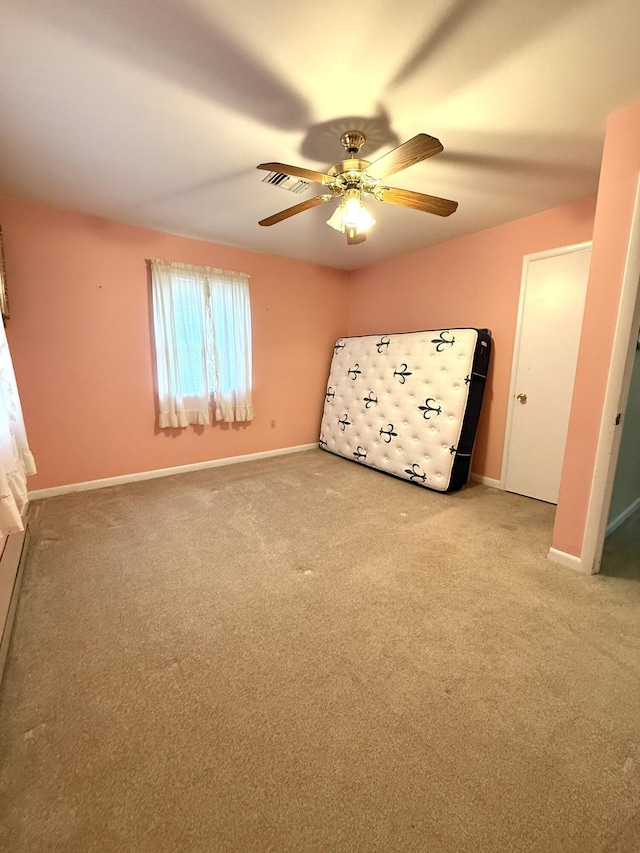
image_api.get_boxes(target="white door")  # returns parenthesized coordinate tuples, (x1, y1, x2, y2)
(502, 244, 591, 504)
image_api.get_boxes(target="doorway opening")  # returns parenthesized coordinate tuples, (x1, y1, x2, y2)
(578, 175, 640, 574)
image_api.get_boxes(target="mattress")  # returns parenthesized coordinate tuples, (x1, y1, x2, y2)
(319, 328, 492, 492)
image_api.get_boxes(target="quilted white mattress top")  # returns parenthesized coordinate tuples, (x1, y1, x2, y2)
(320, 328, 484, 491)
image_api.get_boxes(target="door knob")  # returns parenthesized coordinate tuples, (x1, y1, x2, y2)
(516, 393, 527, 404)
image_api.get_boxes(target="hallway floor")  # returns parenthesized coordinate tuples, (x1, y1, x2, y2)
(601, 506, 640, 579)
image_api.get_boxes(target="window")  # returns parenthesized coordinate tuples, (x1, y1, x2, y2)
(150, 259, 253, 428)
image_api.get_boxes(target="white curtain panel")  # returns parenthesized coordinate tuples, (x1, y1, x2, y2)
(151, 259, 253, 427)
(0, 320, 36, 536)
(151, 260, 211, 427)
(208, 276, 254, 423)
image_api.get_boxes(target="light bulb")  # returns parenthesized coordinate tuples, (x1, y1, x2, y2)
(326, 190, 376, 236)
(343, 194, 364, 228)
(351, 202, 376, 233)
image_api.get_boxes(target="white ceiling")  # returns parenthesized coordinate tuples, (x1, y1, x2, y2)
(2, 0, 640, 271)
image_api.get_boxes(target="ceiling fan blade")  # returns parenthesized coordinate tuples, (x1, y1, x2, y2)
(259, 194, 334, 226)
(376, 186, 458, 217)
(257, 162, 334, 186)
(363, 134, 444, 181)
(347, 229, 367, 245)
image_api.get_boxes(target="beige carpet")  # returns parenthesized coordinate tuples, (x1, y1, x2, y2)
(0, 449, 639, 852)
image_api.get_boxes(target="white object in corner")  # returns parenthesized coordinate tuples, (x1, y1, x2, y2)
(28, 443, 318, 500)
(547, 547, 584, 573)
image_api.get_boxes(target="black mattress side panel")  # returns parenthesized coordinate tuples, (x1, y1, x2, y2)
(446, 328, 492, 492)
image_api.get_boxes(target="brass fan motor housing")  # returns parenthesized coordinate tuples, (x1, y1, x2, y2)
(327, 158, 371, 178)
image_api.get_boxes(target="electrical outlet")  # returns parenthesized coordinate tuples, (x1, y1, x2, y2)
(270, 419, 276, 429)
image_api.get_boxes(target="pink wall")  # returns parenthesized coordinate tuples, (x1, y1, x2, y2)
(347, 196, 597, 482)
(553, 100, 640, 557)
(0, 197, 349, 490)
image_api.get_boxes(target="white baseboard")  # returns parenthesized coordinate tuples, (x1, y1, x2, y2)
(606, 494, 640, 538)
(470, 474, 501, 489)
(28, 443, 319, 500)
(547, 547, 586, 573)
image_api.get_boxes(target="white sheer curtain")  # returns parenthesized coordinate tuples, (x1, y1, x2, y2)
(151, 259, 253, 427)
(0, 320, 36, 536)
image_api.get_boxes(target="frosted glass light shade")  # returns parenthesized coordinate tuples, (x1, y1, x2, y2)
(326, 204, 346, 232)
(326, 191, 376, 235)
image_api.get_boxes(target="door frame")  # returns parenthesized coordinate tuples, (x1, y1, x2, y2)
(580, 175, 640, 574)
(500, 240, 593, 495)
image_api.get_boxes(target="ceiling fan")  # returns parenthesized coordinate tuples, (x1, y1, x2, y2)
(257, 130, 458, 245)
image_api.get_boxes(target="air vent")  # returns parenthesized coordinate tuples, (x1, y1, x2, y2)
(261, 172, 310, 194)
